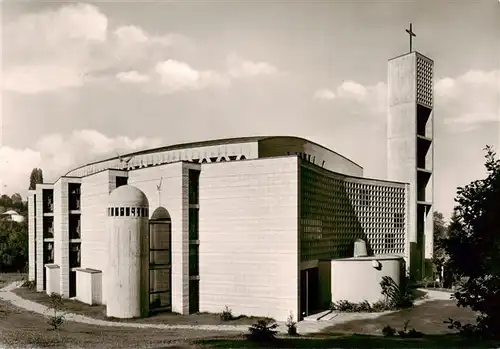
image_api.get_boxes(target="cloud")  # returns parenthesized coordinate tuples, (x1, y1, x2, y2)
(313, 89, 336, 100)
(226, 54, 280, 78)
(338, 81, 367, 97)
(2, 3, 187, 94)
(437, 69, 499, 132)
(154, 60, 229, 93)
(0, 130, 163, 196)
(116, 70, 150, 84)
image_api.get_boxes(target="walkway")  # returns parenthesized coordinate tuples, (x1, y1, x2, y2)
(0, 282, 453, 334)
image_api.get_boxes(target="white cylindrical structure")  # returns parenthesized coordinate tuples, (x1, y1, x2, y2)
(353, 239, 368, 257)
(106, 185, 149, 318)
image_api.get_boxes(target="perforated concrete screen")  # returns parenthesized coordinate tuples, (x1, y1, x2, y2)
(416, 55, 433, 108)
(300, 164, 407, 261)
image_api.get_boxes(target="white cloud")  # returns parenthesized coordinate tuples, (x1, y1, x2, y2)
(338, 80, 367, 97)
(313, 88, 336, 100)
(154, 60, 229, 93)
(0, 130, 163, 197)
(227, 54, 279, 78)
(438, 69, 499, 132)
(2, 3, 186, 94)
(116, 70, 150, 83)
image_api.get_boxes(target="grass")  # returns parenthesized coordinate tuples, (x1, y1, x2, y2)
(322, 299, 478, 335)
(198, 333, 500, 348)
(0, 299, 239, 349)
(13, 286, 265, 326)
(0, 272, 26, 288)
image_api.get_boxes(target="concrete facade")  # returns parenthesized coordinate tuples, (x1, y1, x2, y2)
(331, 256, 404, 304)
(388, 52, 434, 279)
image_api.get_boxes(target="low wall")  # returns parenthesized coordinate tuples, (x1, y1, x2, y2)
(45, 265, 60, 295)
(76, 268, 102, 305)
(331, 256, 404, 304)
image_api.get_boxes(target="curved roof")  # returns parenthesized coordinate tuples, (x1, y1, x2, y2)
(109, 185, 149, 207)
(65, 136, 361, 176)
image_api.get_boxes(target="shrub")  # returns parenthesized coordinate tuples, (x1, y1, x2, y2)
(331, 300, 373, 313)
(380, 275, 414, 309)
(220, 305, 233, 321)
(247, 318, 278, 342)
(47, 293, 65, 330)
(397, 320, 424, 338)
(285, 312, 297, 336)
(371, 300, 391, 312)
(382, 325, 396, 337)
(21, 280, 36, 290)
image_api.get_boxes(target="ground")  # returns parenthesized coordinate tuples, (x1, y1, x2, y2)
(1, 273, 498, 348)
(12, 286, 263, 326)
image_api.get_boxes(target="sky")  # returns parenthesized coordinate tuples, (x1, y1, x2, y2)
(0, 0, 499, 221)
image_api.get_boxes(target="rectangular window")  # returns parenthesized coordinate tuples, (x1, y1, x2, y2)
(189, 208, 199, 240)
(131, 207, 135, 217)
(116, 176, 128, 188)
(120, 207, 124, 216)
(126, 207, 130, 216)
(189, 245, 199, 276)
(189, 279, 199, 313)
(115, 207, 119, 216)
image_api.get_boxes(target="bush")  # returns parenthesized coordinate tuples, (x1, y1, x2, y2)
(247, 318, 278, 342)
(397, 320, 424, 338)
(47, 293, 65, 330)
(382, 325, 396, 337)
(220, 305, 233, 321)
(371, 300, 392, 312)
(331, 300, 374, 313)
(380, 275, 414, 309)
(21, 280, 36, 290)
(285, 312, 297, 336)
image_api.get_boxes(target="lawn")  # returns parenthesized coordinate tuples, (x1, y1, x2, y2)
(0, 298, 240, 349)
(0, 272, 26, 288)
(323, 299, 479, 335)
(199, 333, 499, 348)
(13, 286, 265, 326)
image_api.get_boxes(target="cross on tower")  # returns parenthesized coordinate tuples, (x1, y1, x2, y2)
(406, 23, 416, 53)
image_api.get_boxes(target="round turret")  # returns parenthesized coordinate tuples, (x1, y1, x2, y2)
(105, 185, 149, 319)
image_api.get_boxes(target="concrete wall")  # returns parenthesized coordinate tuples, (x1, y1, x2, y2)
(128, 162, 190, 314)
(106, 206, 149, 318)
(53, 178, 71, 297)
(259, 137, 363, 177)
(76, 269, 103, 305)
(331, 257, 403, 304)
(28, 190, 36, 281)
(45, 265, 60, 295)
(198, 156, 299, 321)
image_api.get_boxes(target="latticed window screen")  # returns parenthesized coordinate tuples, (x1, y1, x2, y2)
(300, 164, 407, 261)
(416, 56, 433, 108)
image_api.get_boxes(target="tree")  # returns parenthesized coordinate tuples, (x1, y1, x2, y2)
(432, 211, 448, 283)
(0, 220, 28, 272)
(29, 168, 43, 190)
(441, 145, 500, 339)
(10, 193, 22, 204)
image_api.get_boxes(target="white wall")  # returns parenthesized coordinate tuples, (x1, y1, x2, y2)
(45, 265, 60, 295)
(76, 269, 103, 305)
(128, 162, 188, 314)
(28, 190, 36, 281)
(331, 257, 403, 304)
(198, 157, 299, 321)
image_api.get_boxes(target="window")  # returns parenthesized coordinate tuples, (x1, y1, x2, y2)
(189, 245, 199, 276)
(131, 207, 136, 217)
(115, 207, 119, 216)
(120, 207, 124, 216)
(394, 213, 405, 229)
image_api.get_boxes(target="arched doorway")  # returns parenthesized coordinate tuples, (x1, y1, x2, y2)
(149, 207, 172, 313)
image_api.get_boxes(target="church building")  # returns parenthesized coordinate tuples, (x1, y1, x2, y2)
(27, 48, 434, 321)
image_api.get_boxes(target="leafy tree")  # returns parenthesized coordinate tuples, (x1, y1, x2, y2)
(10, 193, 22, 205)
(29, 168, 43, 190)
(0, 220, 28, 272)
(432, 211, 448, 283)
(441, 145, 500, 339)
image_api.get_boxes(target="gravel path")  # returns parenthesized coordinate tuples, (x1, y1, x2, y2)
(0, 281, 452, 335)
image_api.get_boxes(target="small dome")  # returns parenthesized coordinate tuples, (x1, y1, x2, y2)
(109, 185, 149, 207)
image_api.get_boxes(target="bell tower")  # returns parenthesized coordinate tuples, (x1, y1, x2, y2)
(387, 24, 434, 280)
